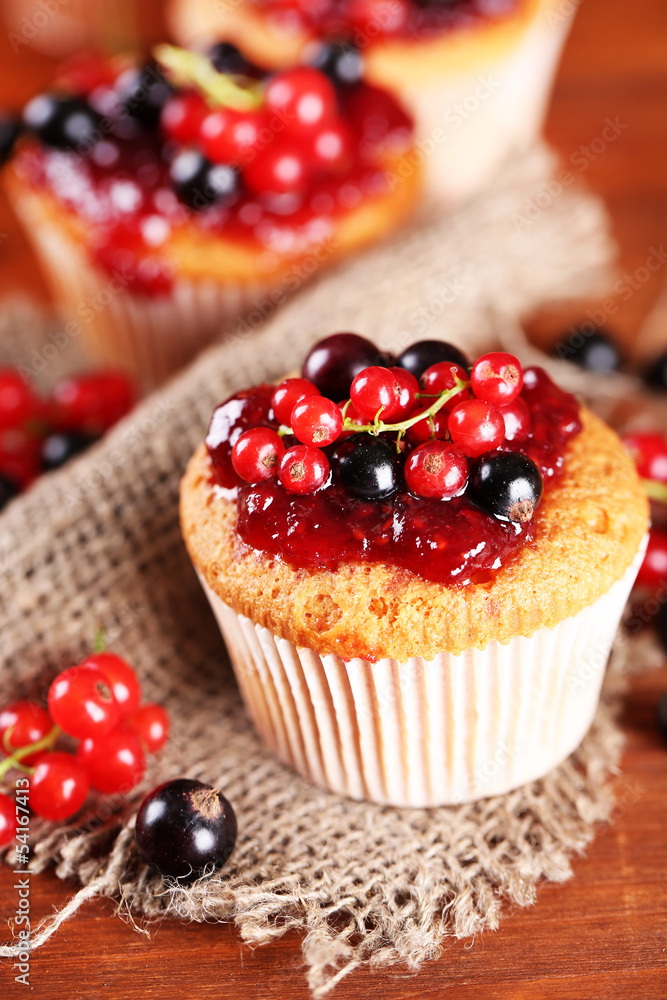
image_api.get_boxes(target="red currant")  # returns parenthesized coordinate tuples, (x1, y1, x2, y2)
(622, 432, 667, 484)
(420, 362, 470, 412)
(50, 371, 135, 435)
(345, 0, 411, 34)
(125, 703, 170, 753)
(77, 726, 146, 795)
(0, 427, 42, 488)
(636, 528, 667, 590)
(350, 366, 414, 422)
(278, 445, 330, 493)
(264, 67, 338, 132)
(199, 107, 265, 165)
(161, 91, 208, 144)
(48, 664, 120, 740)
(232, 427, 285, 482)
(404, 441, 468, 500)
(0, 792, 14, 846)
(291, 396, 342, 447)
(244, 141, 310, 195)
(498, 397, 531, 442)
(470, 352, 523, 405)
(0, 701, 53, 764)
(309, 120, 353, 175)
(405, 404, 449, 445)
(448, 399, 505, 457)
(30, 751, 90, 821)
(271, 377, 320, 426)
(0, 369, 40, 430)
(83, 652, 142, 717)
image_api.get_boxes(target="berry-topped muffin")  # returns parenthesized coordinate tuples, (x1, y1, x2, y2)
(2, 48, 417, 389)
(181, 333, 648, 806)
(169, 0, 575, 206)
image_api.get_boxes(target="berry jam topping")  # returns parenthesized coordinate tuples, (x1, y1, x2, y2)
(11, 45, 414, 297)
(205, 336, 582, 586)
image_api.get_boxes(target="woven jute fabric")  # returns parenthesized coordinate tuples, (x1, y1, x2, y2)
(0, 145, 649, 995)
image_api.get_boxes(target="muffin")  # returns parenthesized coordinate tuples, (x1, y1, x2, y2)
(169, 0, 575, 206)
(3, 49, 417, 389)
(180, 334, 649, 807)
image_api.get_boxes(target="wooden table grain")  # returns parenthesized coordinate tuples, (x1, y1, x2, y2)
(1, 1, 667, 997)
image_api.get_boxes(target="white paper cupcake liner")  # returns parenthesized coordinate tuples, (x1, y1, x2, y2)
(198, 538, 646, 807)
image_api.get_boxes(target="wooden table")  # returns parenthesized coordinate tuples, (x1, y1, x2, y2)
(1, 1, 667, 997)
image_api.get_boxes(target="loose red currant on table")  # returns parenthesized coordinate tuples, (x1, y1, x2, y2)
(232, 427, 285, 482)
(0, 700, 52, 764)
(278, 445, 330, 493)
(30, 751, 90, 822)
(291, 396, 342, 446)
(199, 107, 265, 166)
(126, 703, 170, 753)
(470, 352, 523, 406)
(0, 427, 42, 488)
(350, 366, 418, 422)
(404, 442, 469, 500)
(636, 528, 667, 590)
(83, 652, 142, 717)
(0, 791, 14, 846)
(0, 370, 40, 430)
(271, 377, 320, 426)
(50, 371, 135, 435)
(48, 664, 120, 739)
(448, 399, 505, 457)
(77, 726, 146, 795)
(264, 67, 338, 131)
(622, 432, 667, 484)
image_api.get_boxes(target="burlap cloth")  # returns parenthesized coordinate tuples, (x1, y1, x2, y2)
(0, 146, 658, 995)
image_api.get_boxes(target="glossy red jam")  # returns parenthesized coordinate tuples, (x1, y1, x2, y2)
(207, 367, 582, 587)
(15, 82, 412, 298)
(253, 0, 521, 42)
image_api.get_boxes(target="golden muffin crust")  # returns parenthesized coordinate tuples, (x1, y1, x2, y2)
(180, 409, 648, 661)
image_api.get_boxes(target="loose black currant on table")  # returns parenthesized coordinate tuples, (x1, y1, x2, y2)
(396, 340, 469, 380)
(0, 112, 21, 165)
(0, 474, 18, 512)
(135, 778, 237, 882)
(309, 41, 365, 87)
(469, 451, 543, 523)
(333, 433, 401, 499)
(22, 94, 101, 150)
(563, 328, 621, 373)
(170, 150, 240, 210)
(644, 351, 667, 392)
(42, 432, 95, 472)
(302, 333, 392, 401)
(116, 63, 172, 129)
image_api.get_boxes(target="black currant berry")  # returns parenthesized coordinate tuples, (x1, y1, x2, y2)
(469, 451, 543, 523)
(657, 692, 667, 744)
(170, 150, 240, 210)
(135, 778, 237, 882)
(333, 434, 401, 499)
(644, 351, 667, 392)
(42, 432, 95, 472)
(0, 112, 21, 165)
(22, 94, 101, 150)
(0, 474, 18, 511)
(116, 63, 172, 129)
(302, 333, 392, 401)
(208, 42, 262, 78)
(563, 328, 621, 373)
(308, 41, 365, 88)
(396, 340, 469, 380)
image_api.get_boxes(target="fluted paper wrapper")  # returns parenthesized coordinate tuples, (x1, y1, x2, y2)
(199, 542, 645, 807)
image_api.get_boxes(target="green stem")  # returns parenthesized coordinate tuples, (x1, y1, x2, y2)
(154, 44, 263, 112)
(0, 725, 62, 783)
(93, 629, 106, 655)
(642, 478, 667, 504)
(342, 376, 470, 438)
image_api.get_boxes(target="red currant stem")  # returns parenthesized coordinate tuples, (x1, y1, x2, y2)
(343, 377, 470, 438)
(0, 724, 62, 783)
(642, 478, 667, 503)
(93, 629, 106, 655)
(277, 425, 293, 438)
(154, 44, 263, 112)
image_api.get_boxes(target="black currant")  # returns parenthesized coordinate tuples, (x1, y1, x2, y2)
(469, 451, 543, 523)
(644, 351, 667, 392)
(0, 474, 18, 511)
(0, 112, 21, 165)
(116, 63, 172, 129)
(42, 432, 95, 472)
(208, 42, 262, 78)
(302, 333, 392, 401)
(333, 433, 401, 499)
(308, 41, 365, 88)
(135, 778, 237, 882)
(170, 150, 240, 210)
(22, 94, 101, 150)
(396, 340, 469, 380)
(657, 692, 667, 744)
(562, 328, 621, 373)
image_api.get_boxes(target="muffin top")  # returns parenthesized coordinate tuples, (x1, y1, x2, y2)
(180, 334, 649, 659)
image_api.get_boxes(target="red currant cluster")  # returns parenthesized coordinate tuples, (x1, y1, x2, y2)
(254, 0, 462, 37)
(0, 368, 135, 510)
(230, 345, 532, 510)
(623, 432, 667, 590)
(0, 651, 169, 844)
